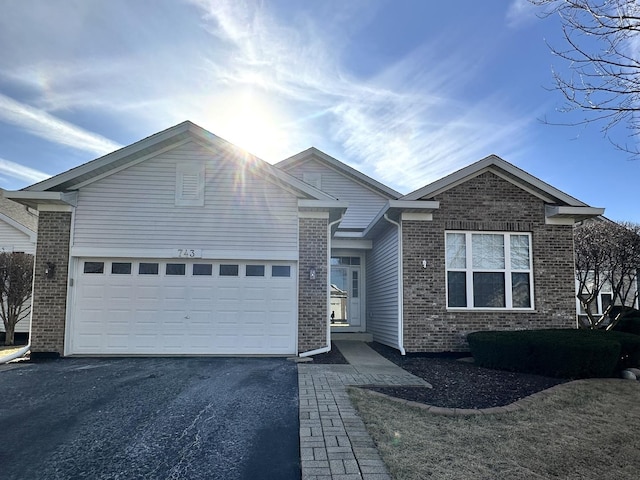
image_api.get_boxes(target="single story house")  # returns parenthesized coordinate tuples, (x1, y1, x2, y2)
(0, 190, 37, 334)
(7, 121, 604, 357)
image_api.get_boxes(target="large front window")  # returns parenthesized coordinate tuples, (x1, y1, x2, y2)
(446, 232, 533, 309)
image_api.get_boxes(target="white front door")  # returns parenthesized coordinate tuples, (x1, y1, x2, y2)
(330, 256, 362, 329)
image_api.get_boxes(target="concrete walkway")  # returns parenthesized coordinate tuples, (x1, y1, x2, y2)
(298, 341, 431, 479)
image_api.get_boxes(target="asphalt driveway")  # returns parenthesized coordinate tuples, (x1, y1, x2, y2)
(0, 357, 299, 480)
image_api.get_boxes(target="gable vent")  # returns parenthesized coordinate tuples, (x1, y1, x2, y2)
(176, 163, 205, 206)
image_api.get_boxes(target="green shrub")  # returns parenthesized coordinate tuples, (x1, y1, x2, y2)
(613, 317, 640, 336)
(467, 329, 635, 379)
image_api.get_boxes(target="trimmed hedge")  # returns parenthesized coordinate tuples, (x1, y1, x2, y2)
(613, 317, 640, 336)
(467, 329, 640, 379)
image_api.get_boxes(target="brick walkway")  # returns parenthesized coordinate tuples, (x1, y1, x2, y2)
(298, 364, 429, 479)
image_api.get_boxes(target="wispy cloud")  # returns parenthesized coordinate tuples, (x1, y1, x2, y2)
(0, 93, 122, 156)
(191, 0, 534, 192)
(0, 157, 50, 183)
(506, 0, 538, 29)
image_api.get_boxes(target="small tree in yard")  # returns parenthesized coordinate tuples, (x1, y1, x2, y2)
(0, 252, 34, 346)
(575, 220, 640, 330)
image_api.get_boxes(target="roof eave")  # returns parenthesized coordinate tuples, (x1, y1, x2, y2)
(363, 200, 440, 238)
(5, 191, 78, 210)
(545, 205, 606, 224)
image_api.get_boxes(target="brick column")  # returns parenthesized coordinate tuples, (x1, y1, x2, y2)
(298, 215, 328, 354)
(30, 210, 72, 357)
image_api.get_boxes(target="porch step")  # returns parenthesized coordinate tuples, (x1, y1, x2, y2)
(331, 332, 373, 342)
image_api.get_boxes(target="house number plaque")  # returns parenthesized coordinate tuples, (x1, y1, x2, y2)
(175, 249, 202, 258)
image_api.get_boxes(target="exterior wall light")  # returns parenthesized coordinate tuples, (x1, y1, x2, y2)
(45, 262, 56, 279)
(309, 267, 316, 280)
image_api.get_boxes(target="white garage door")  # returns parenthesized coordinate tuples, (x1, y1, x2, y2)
(69, 258, 297, 355)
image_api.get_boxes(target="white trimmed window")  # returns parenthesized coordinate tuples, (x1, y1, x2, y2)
(175, 163, 205, 206)
(446, 231, 533, 309)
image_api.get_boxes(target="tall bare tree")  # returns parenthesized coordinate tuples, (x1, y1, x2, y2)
(575, 220, 640, 329)
(530, 0, 640, 156)
(0, 252, 34, 346)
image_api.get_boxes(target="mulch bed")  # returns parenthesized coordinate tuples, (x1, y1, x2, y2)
(309, 342, 350, 364)
(362, 343, 567, 409)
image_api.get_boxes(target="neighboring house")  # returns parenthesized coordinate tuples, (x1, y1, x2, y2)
(7, 121, 604, 357)
(0, 189, 38, 334)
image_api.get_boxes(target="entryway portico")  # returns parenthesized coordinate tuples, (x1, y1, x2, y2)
(330, 246, 368, 333)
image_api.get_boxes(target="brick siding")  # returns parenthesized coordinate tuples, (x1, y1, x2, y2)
(30, 211, 72, 356)
(298, 216, 328, 353)
(402, 172, 576, 352)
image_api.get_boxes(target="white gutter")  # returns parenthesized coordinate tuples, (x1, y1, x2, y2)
(383, 214, 406, 355)
(301, 212, 347, 357)
(0, 344, 30, 364)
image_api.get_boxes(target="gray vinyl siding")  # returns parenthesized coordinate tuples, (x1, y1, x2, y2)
(73, 141, 299, 253)
(285, 159, 389, 230)
(0, 222, 35, 254)
(366, 224, 400, 348)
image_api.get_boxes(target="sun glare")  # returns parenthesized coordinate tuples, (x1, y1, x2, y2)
(214, 90, 290, 162)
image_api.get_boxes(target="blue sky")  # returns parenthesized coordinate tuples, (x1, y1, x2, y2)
(0, 0, 637, 221)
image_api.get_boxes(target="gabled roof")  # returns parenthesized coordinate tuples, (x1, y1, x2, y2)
(277, 147, 402, 199)
(21, 121, 336, 202)
(402, 154, 592, 207)
(0, 189, 37, 240)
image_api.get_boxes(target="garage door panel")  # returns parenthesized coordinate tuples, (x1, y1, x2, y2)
(71, 259, 297, 355)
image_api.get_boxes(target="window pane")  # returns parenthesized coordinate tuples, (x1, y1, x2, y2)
(447, 271, 467, 307)
(246, 265, 265, 277)
(166, 263, 186, 275)
(220, 264, 239, 276)
(272, 265, 291, 277)
(351, 257, 361, 265)
(193, 264, 213, 276)
(510, 235, 530, 270)
(139, 263, 159, 275)
(84, 262, 104, 274)
(512, 272, 531, 308)
(601, 293, 613, 313)
(352, 271, 359, 298)
(473, 272, 505, 307)
(111, 262, 132, 274)
(472, 234, 505, 269)
(446, 233, 466, 268)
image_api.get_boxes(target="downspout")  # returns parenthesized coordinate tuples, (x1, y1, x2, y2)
(383, 213, 406, 355)
(0, 344, 30, 364)
(299, 211, 345, 357)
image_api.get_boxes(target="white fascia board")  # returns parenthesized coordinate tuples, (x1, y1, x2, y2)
(362, 200, 439, 238)
(277, 147, 402, 199)
(0, 213, 37, 242)
(402, 155, 589, 207)
(298, 199, 349, 224)
(5, 191, 78, 210)
(545, 205, 605, 224)
(331, 238, 373, 250)
(26, 122, 196, 192)
(70, 247, 299, 261)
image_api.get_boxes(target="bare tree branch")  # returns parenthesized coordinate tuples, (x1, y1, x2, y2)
(530, 0, 640, 157)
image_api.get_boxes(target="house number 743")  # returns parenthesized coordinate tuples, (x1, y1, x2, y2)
(176, 249, 202, 258)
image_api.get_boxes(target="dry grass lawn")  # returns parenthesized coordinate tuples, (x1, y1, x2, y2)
(349, 379, 640, 480)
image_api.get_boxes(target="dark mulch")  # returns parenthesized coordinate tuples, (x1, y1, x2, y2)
(364, 342, 568, 409)
(309, 342, 349, 364)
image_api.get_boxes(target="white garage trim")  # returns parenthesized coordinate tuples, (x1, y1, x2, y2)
(67, 258, 297, 356)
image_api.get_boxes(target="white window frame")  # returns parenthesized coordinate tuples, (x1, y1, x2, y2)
(445, 231, 535, 310)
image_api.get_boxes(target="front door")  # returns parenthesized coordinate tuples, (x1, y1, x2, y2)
(330, 256, 361, 329)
